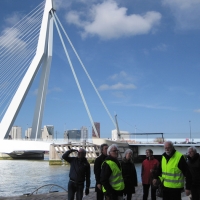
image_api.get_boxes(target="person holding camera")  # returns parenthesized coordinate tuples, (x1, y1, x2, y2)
(62, 148, 91, 200)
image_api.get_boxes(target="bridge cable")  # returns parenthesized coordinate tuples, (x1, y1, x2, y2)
(0, 2, 44, 120)
(51, 10, 99, 138)
(54, 12, 116, 129)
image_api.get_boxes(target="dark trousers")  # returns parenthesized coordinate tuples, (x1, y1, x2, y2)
(142, 184, 156, 200)
(191, 187, 200, 200)
(105, 191, 123, 200)
(163, 189, 181, 200)
(68, 180, 84, 200)
(126, 193, 132, 200)
(96, 187, 105, 200)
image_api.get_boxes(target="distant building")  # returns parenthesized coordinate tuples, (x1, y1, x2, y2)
(64, 131, 68, 140)
(112, 129, 130, 140)
(64, 130, 81, 142)
(64, 127, 88, 141)
(25, 127, 32, 139)
(9, 126, 22, 139)
(81, 126, 88, 141)
(92, 122, 100, 138)
(41, 125, 54, 140)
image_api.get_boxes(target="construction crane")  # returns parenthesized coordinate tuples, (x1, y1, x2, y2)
(115, 115, 121, 139)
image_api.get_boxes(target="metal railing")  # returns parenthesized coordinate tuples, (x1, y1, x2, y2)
(23, 184, 67, 196)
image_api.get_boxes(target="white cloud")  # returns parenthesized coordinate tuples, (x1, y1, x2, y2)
(111, 91, 126, 98)
(53, 0, 72, 10)
(153, 43, 168, 51)
(194, 109, 200, 113)
(99, 82, 136, 90)
(47, 87, 62, 94)
(109, 71, 133, 81)
(162, 0, 200, 30)
(65, 0, 162, 39)
(0, 28, 27, 50)
(0, 12, 40, 51)
(65, 11, 87, 27)
(130, 103, 177, 111)
(5, 13, 22, 26)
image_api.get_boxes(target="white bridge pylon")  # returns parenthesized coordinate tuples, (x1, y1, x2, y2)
(0, 0, 117, 140)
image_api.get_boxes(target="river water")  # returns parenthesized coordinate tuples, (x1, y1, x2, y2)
(0, 159, 142, 197)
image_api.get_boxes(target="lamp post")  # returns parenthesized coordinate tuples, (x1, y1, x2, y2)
(64, 123, 66, 132)
(134, 125, 136, 142)
(88, 126, 90, 140)
(26, 124, 28, 139)
(189, 120, 191, 142)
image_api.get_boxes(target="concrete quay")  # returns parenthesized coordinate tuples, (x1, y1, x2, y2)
(0, 185, 190, 200)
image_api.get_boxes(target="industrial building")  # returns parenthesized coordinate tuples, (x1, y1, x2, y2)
(92, 122, 100, 138)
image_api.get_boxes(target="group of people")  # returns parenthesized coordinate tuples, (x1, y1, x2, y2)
(62, 143, 137, 200)
(62, 140, 200, 200)
(96, 144, 137, 200)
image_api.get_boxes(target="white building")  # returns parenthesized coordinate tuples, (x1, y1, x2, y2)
(9, 126, 22, 139)
(112, 129, 130, 140)
(41, 125, 54, 140)
(81, 126, 88, 141)
(25, 127, 32, 139)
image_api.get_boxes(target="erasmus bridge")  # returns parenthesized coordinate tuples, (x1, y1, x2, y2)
(0, 0, 117, 153)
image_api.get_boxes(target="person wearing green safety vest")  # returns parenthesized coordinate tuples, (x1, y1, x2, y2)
(152, 141, 192, 200)
(100, 144, 124, 200)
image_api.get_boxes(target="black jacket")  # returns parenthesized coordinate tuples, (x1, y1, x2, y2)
(187, 153, 200, 187)
(121, 158, 138, 194)
(154, 149, 192, 191)
(62, 150, 90, 188)
(100, 156, 123, 197)
(94, 153, 107, 191)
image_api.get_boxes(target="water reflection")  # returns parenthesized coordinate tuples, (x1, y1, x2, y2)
(0, 160, 142, 197)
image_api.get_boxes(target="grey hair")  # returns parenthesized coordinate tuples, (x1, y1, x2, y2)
(164, 141, 174, 148)
(107, 144, 119, 155)
(188, 146, 197, 153)
(124, 149, 133, 157)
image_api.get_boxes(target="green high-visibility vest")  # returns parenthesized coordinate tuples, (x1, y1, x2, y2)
(102, 160, 124, 193)
(159, 151, 184, 188)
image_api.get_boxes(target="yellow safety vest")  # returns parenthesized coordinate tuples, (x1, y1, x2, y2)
(159, 151, 184, 188)
(102, 160, 124, 192)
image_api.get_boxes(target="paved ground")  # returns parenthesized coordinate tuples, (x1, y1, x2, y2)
(0, 185, 190, 200)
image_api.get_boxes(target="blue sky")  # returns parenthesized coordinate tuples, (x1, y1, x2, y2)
(0, 0, 200, 140)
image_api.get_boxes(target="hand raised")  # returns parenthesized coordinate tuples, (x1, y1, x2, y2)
(70, 149, 78, 153)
